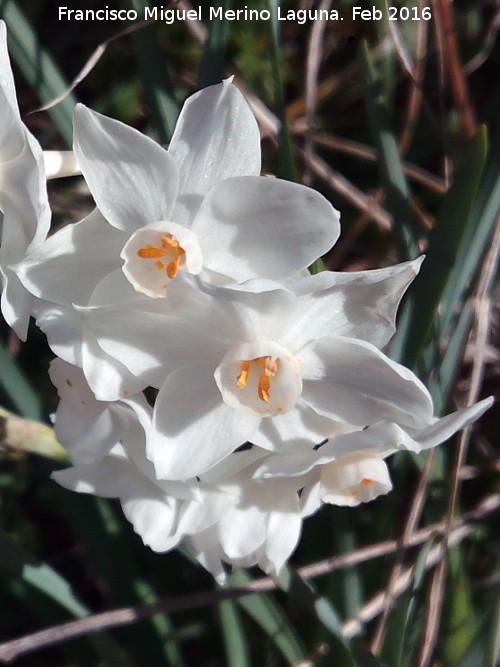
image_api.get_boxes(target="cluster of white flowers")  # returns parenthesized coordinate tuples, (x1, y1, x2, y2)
(0, 21, 492, 582)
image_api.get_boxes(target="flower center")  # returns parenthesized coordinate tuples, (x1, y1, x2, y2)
(137, 233, 186, 279)
(236, 356, 278, 402)
(215, 341, 302, 417)
(120, 221, 202, 298)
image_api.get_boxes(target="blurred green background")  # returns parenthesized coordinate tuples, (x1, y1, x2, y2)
(0, 1, 498, 665)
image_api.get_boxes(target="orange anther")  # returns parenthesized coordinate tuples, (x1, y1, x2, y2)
(361, 478, 373, 486)
(258, 374, 271, 402)
(236, 361, 250, 388)
(137, 244, 167, 259)
(167, 256, 181, 279)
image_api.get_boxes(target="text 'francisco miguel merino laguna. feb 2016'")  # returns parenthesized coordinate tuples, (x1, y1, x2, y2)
(57, 5, 432, 24)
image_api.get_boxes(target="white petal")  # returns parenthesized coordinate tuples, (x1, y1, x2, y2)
(193, 176, 340, 281)
(410, 397, 494, 450)
(217, 503, 267, 560)
(151, 364, 260, 480)
(122, 495, 181, 552)
(282, 257, 424, 351)
(254, 403, 344, 452)
(82, 329, 146, 401)
(49, 358, 124, 464)
(300, 480, 323, 518)
(168, 79, 261, 197)
(265, 503, 302, 573)
(0, 22, 19, 117)
(36, 301, 83, 367)
(18, 209, 126, 306)
(73, 105, 179, 233)
(52, 456, 135, 497)
(300, 337, 434, 429)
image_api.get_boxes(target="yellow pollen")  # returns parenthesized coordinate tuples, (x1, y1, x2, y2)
(161, 234, 180, 250)
(236, 361, 250, 388)
(137, 234, 186, 280)
(361, 478, 373, 486)
(167, 256, 181, 278)
(236, 356, 279, 402)
(258, 374, 271, 402)
(137, 244, 167, 259)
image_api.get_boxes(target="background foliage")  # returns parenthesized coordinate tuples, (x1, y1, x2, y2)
(0, 0, 498, 665)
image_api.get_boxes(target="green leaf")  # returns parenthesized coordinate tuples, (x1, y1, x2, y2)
(126, 0, 179, 143)
(275, 565, 358, 667)
(443, 546, 477, 665)
(227, 569, 308, 665)
(218, 598, 251, 667)
(397, 126, 488, 370)
(0, 528, 134, 666)
(359, 40, 419, 262)
(1, 1, 77, 146)
(199, 0, 230, 88)
(0, 341, 42, 420)
(267, 0, 297, 182)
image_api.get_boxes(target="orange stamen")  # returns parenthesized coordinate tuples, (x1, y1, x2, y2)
(258, 374, 271, 402)
(167, 256, 181, 279)
(236, 361, 250, 388)
(361, 478, 373, 486)
(137, 244, 167, 259)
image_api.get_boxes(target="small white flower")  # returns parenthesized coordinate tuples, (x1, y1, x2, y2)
(319, 450, 393, 506)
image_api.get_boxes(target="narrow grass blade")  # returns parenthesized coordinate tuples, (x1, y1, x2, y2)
(439, 123, 500, 338)
(199, 0, 230, 88)
(275, 565, 358, 667)
(359, 40, 419, 261)
(134, 579, 187, 667)
(484, 587, 500, 667)
(218, 598, 251, 667)
(398, 126, 488, 370)
(443, 546, 478, 666)
(0, 341, 42, 420)
(268, 0, 297, 182)
(380, 537, 436, 667)
(127, 0, 179, 143)
(227, 569, 308, 665)
(427, 301, 473, 413)
(0, 528, 135, 665)
(1, 1, 77, 146)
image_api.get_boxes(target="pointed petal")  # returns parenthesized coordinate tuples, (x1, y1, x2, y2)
(18, 209, 126, 306)
(168, 79, 261, 198)
(300, 337, 434, 429)
(410, 397, 494, 450)
(193, 176, 340, 281)
(73, 105, 179, 233)
(151, 364, 259, 480)
(282, 257, 424, 350)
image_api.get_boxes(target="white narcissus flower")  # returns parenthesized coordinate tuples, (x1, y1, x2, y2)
(19, 78, 340, 310)
(51, 364, 304, 577)
(0, 21, 50, 339)
(106, 259, 440, 480)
